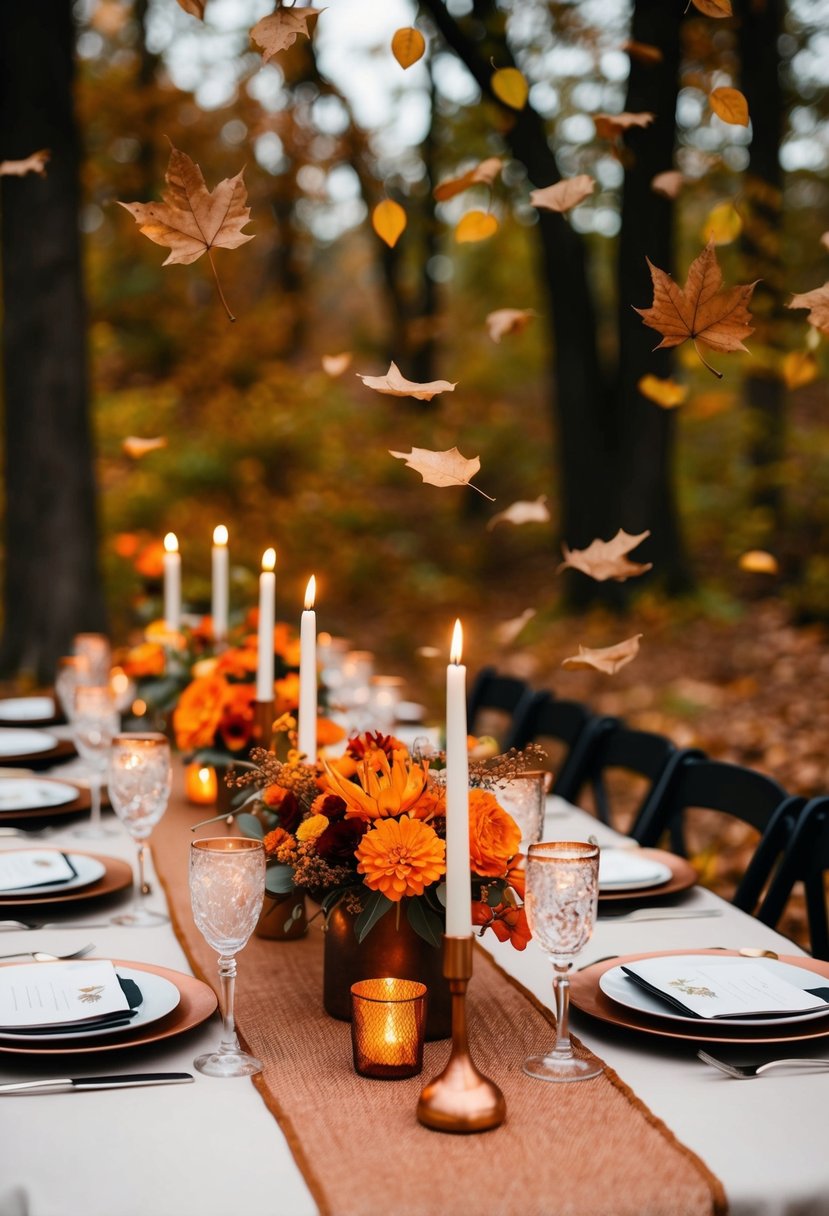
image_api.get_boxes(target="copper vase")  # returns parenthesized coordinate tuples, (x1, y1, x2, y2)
(323, 901, 451, 1040)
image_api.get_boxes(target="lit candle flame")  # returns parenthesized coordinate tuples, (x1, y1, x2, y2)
(198, 766, 211, 784)
(163, 532, 178, 554)
(450, 618, 463, 665)
(304, 575, 316, 611)
(213, 524, 228, 546)
(262, 547, 276, 572)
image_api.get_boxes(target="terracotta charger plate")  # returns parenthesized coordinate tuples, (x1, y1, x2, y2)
(570, 948, 829, 1045)
(0, 739, 76, 770)
(599, 848, 697, 903)
(0, 850, 132, 909)
(0, 958, 218, 1056)
(0, 778, 91, 826)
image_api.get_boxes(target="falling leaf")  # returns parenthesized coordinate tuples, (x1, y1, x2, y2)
(562, 635, 643, 675)
(322, 352, 352, 377)
(433, 158, 503, 202)
(623, 40, 664, 65)
(495, 609, 537, 646)
(634, 241, 757, 378)
(530, 175, 595, 213)
(118, 144, 253, 322)
(389, 446, 494, 500)
(176, 0, 205, 16)
(485, 308, 535, 343)
(638, 374, 688, 408)
(487, 496, 550, 530)
(357, 361, 456, 401)
(372, 199, 406, 248)
(0, 149, 50, 178)
(391, 27, 425, 69)
(651, 170, 684, 199)
(691, 0, 733, 16)
(491, 67, 528, 110)
(594, 112, 655, 140)
(788, 283, 829, 335)
(688, 389, 736, 419)
(781, 351, 818, 390)
(738, 550, 779, 575)
(122, 436, 168, 459)
(250, 6, 322, 63)
(558, 529, 652, 582)
(455, 211, 498, 243)
(702, 201, 742, 245)
(709, 87, 749, 127)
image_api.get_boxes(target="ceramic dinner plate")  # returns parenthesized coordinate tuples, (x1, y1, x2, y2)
(597, 848, 697, 902)
(0, 697, 57, 725)
(0, 851, 132, 908)
(0, 851, 106, 898)
(599, 849, 673, 892)
(0, 729, 57, 757)
(0, 778, 79, 813)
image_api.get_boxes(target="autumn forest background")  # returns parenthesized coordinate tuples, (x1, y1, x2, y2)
(2, 0, 829, 818)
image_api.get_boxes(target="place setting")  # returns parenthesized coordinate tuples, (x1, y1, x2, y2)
(0, 695, 60, 728)
(0, 728, 76, 770)
(0, 846, 132, 912)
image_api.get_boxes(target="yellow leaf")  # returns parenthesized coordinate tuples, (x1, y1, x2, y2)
(372, 200, 406, 248)
(561, 635, 643, 675)
(691, 0, 733, 16)
(455, 210, 498, 243)
(491, 67, 528, 110)
(687, 389, 736, 419)
(709, 87, 749, 127)
(391, 27, 425, 69)
(638, 374, 688, 408)
(389, 446, 493, 499)
(358, 361, 456, 401)
(738, 550, 779, 575)
(781, 351, 818, 390)
(702, 201, 743, 245)
(321, 352, 352, 377)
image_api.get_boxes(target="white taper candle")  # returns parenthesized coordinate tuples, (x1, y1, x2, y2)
(211, 524, 229, 643)
(445, 618, 471, 937)
(298, 575, 317, 761)
(163, 533, 181, 632)
(256, 548, 276, 701)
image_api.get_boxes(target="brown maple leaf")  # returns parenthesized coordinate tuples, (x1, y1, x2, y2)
(433, 157, 502, 202)
(389, 446, 493, 500)
(594, 112, 655, 140)
(530, 175, 595, 213)
(788, 283, 829, 335)
(118, 144, 254, 322)
(485, 308, 535, 343)
(561, 635, 642, 675)
(357, 361, 456, 401)
(634, 241, 757, 377)
(487, 496, 550, 530)
(0, 149, 50, 178)
(251, 6, 322, 63)
(558, 529, 652, 582)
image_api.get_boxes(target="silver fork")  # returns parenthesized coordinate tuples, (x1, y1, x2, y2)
(0, 942, 96, 962)
(0, 920, 112, 931)
(697, 1049, 829, 1078)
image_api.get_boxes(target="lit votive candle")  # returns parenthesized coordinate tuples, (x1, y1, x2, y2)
(185, 762, 218, 806)
(350, 978, 427, 1079)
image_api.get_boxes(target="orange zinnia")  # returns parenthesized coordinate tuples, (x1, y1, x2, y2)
(173, 675, 227, 751)
(356, 816, 445, 900)
(468, 789, 522, 878)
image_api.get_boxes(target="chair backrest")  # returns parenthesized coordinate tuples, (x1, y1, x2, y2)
(576, 720, 689, 830)
(508, 690, 605, 801)
(466, 666, 535, 751)
(756, 796, 829, 959)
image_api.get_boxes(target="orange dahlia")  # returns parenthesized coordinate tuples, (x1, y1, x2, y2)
(323, 749, 428, 820)
(356, 816, 445, 900)
(468, 789, 522, 878)
(172, 675, 226, 751)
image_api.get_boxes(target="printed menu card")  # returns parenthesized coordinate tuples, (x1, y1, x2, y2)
(621, 957, 829, 1019)
(0, 850, 76, 893)
(0, 961, 132, 1030)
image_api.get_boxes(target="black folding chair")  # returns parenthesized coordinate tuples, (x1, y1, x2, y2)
(756, 796, 829, 959)
(508, 690, 607, 803)
(466, 666, 536, 752)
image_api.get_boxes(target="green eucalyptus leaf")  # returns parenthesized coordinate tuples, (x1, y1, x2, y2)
(265, 864, 295, 896)
(235, 812, 265, 840)
(354, 890, 393, 943)
(406, 897, 443, 948)
(434, 882, 447, 908)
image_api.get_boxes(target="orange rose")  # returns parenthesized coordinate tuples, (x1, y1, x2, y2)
(215, 646, 258, 680)
(135, 540, 166, 580)
(122, 642, 165, 679)
(468, 789, 522, 878)
(173, 675, 227, 751)
(218, 682, 256, 752)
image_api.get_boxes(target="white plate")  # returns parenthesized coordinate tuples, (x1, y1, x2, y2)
(0, 697, 55, 722)
(600, 956, 829, 1029)
(599, 849, 673, 891)
(0, 852, 106, 897)
(0, 966, 181, 1043)
(0, 779, 79, 812)
(0, 730, 57, 757)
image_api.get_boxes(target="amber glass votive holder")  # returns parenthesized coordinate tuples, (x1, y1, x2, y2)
(350, 978, 427, 1080)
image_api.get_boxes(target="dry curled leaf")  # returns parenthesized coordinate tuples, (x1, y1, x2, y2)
(372, 199, 406, 248)
(433, 157, 502, 202)
(389, 446, 493, 500)
(176, 0, 205, 16)
(491, 67, 528, 110)
(122, 436, 168, 459)
(634, 241, 756, 378)
(781, 351, 818, 390)
(594, 112, 655, 140)
(391, 27, 425, 69)
(651, 170, 684, 199)
(251, 6, 322, 63)
(0, 149, 50, 178)
(118, 144, 253, 322)
(738, 550, 779, 575)
(691, 0, 733, 17)
(321, 352, 352, 377)
(495, 608, 536, 646)
(530, 175, 595, 214)
(485, 308, 535, 343)
(638, 374, 688, 408)
(788, 283, 829, 335)
(357, 361, 456, 401)
(562, 635, 643, 675)
(709, 87, 749, 127)
(623, 40, 663, 65)
(558, 529, 652, 582)
(455, 211, 498, 243)
(487, 496, 550, 530)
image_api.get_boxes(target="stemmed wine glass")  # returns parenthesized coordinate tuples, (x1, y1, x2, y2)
(107, 733, 172, 927)
(72, 685, 120, 838)
(73, 633, 111, 685)
(523, 840, 602, 1083)
(55, 655, 92, 721)
(189, 838, 265, 1077)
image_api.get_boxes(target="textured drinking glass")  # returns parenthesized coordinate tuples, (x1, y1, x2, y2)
(108, 733, 172, 927)
(55, 655, 92, 721)
(523, 841, 602, 1082)
(189, 838, 266, 1078)
(73, 633, 111, 685)
(72, 685, 120, 838)
(495, 771, 551, 852)
(350, 978, 427, 1079)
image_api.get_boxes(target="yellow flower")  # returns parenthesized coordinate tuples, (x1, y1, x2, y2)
(296, 814, 329, 842)
(322, 749, 428, 820)
(356, 816, 445, 900)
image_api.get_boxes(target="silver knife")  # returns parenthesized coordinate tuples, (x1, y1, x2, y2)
(0, 1072, 194, 1094)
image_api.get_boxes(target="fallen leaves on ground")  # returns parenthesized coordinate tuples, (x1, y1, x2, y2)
(391, 27, 425, 68)
(433, 158, 502, 202)
(485, 308, 535, 343)
(562, 635, 643, 675)
(455, 211, 498, 243)
(357, 361, 456, 401)
(558, 529, 652, 582)
(491, 67, 528, 110)
(372, 199, 406, 247)
(487, 496, 550, 530)
(321, 353, 352, 377)
(0, 149, 50, 178)
(529, 175, 595, 213)
(788, 283, 829, 335)
(738, 550, 779, 575)
(781, 350, 818, 390)
(250, 6, 321, 62)
(638, 374, 688, 408)
(389, 446, 493, 499)
(594, 111, 655, 140)
(651, 170, 684, 199)
(122, 436, 168, 459)
(635, 240, 756, 377)
(709, 87, 749, 126)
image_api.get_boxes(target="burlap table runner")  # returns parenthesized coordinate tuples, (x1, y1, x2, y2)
(153, 777, 727, 1216)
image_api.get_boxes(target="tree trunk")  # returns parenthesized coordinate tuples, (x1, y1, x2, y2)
(0, 0, 106, 682)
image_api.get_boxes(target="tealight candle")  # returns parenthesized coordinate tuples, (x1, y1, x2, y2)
(211, 525, 229, 643)
(163, 533, 181, 632)
(185, 762, 218, 805)
(256, 548, 276, 702)
(350, 978, 427, 1079)
(298, 575, 317, 761)
(445, 619, 471, 937)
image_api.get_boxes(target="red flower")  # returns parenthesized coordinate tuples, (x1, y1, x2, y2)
(315, 817, 368, 864)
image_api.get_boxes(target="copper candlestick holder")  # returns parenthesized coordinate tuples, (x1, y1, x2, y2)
(254, 699, 275, 750)
(416, 935, 506, 1133)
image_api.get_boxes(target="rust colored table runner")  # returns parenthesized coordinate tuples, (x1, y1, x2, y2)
(153, 776, 727, 1216)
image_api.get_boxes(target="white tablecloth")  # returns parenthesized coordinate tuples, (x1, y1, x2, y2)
(0, 793, 827, 1216)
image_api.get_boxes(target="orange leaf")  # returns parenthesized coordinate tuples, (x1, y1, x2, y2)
(487, 496, 549, 530)
(788, 283, 829, 335)
(691, 0, 733, 16)
(251, 6, 322, 63)
(558, 530, 652, 582)
(738, 550, 779, 575)
(622, 40, 663, 65)
(433, 157, 502, 202)
(358, 361, 456, 401)
(638, 374, 688, 408)
(485, 308, 535, 343)
(122, 436, 168, 459)
(0, 149, 50, 178)
(389, 446, 493, 499)
(562, 635, 643, 675)
(594, 111, 655, 140)
(530, 175, 595, 213)
(634, 241, 756, 377)
(781, 351, 818, 390)
(455, 211, 498, 243)
(391, 27, 425, 69)
(491, 67, 528, 110)
(651, 170, 684, 199)
(372, 199, 406, 248)
(709, 87, 749, 126)
(321, 353, 352, 377)
(176, 0, 206, 16)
